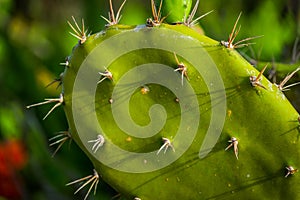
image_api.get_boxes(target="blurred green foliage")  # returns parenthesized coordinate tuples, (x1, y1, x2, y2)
(0, 0, 299, 199)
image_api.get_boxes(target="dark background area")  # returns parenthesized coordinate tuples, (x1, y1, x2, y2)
(0, 0, 299, 199)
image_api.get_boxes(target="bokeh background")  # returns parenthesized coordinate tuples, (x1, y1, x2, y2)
(0, 0, 299, 199)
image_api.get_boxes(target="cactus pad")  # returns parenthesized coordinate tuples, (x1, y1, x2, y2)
(28, 1, 300, 199)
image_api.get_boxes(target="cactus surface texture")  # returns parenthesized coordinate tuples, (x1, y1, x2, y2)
(27, 0, 300, 199)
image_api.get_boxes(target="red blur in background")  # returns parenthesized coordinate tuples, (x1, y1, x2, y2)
(0, 139, 27, 200)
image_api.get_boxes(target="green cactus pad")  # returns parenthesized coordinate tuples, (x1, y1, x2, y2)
(61, 23, 300, 200)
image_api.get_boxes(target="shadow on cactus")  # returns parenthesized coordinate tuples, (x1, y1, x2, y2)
(27, 0, 300, 199)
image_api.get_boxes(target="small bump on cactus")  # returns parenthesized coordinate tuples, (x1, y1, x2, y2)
(156, 137, 175, 155)
(49, 130, 72, 157)
(88, 134, 105, 154)
(275, 67, 300, 91)
(224, 136, 239, 160)
(67, 16, 88, 45)
(220, 12, 263, 49)
(285, 166, 298, 178)
(66, 169, 100, 200)
(173, 52, 189, 85)
(101, 0, 127, 26)
(97, 69, 113, 84)
(146, 0, 166, 27)
(26, 93, 64, 120)
(249, 63, 268, 89)
(60, 56, 71, 67)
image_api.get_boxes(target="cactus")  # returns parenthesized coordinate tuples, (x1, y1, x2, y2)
(27, 0, 300, 199)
